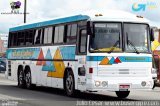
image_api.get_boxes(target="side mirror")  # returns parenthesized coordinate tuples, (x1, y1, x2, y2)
(150, 28, 155, 41)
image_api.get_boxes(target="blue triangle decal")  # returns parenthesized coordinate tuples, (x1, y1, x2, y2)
(108, 57, 115, 65)
(42, 49, 55, 72)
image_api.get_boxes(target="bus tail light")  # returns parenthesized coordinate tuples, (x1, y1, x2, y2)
(89, 68, 93, 73)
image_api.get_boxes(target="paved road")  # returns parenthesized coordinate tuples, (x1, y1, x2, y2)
(0, 73, 160, 106)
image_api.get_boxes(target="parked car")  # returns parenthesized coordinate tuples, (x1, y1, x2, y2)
(0, 59, 6, 72)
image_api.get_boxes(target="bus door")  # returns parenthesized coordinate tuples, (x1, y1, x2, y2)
(76, 25, 88, 91)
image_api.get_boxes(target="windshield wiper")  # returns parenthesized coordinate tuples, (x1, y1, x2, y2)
(108, 40, 120, 53)
(126, 33, 140, 54)
(108, 32, 121, 54)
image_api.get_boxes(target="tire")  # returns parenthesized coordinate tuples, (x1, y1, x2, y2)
(25, 70, 34, 89)
(115, 91, 130, 98)
(18, 69, 25, 88)
(64, 70, 75, 96)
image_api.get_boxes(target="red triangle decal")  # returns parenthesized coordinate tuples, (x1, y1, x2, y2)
(36, 49, 46, 65)
(114, 57, 121, 63)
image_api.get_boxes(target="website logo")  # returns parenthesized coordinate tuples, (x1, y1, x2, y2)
(132, 1, 157, 12)
(132, 3, 146, 12)
(10, 1, 21, 13)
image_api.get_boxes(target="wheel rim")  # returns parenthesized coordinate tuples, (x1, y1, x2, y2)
(26, 71, 31, 87)
(19, 71, 23, 85)
(66, 73, 73, 93)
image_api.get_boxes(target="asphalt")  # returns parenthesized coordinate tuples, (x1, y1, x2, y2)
(0, 73, 160, 106)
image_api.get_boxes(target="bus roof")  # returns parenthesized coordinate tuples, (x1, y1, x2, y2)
(10, 15, 90, 32)
(9, 10, 150, 32)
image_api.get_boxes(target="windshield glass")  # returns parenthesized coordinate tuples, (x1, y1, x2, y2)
(90, 23, 122, 52)
(124, 23, 149, 53)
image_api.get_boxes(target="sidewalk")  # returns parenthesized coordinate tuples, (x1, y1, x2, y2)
(0, 72, 5, 78)
(0, 73, 17, 85)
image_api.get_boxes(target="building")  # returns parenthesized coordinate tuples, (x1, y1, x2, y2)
(0, 34, 8, 57)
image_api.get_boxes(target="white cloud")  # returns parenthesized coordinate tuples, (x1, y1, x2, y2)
(0, 0, 160, 33)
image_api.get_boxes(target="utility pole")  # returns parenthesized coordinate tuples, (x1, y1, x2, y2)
(24, 0, 27, 23)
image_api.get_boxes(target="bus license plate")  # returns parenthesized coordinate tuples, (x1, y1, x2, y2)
(119, 85, 130, 91)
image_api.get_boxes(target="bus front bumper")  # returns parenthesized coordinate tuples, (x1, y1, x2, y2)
(86, 77, 154, 92)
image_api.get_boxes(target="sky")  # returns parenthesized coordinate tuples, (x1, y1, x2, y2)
(0, 0, 160, 34)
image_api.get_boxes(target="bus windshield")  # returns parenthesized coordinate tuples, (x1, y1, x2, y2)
(124, 23, 149, 53)
(90, 23, 150, 53)
(90, 23, 122, 52)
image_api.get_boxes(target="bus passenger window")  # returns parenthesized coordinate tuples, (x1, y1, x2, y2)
(44, 28, 48, 44)
(25, 30, 34, 46)
(54, 27, 59, 43)
(47, 27, 53, 43)
(58, 26, 64, 43)
(67, 24, 77, 43)
(79, 29, 87, 53)
(10, 33, 16, 47)
(34, 29, 42, 44)
(54, 26, 64, 43)
(44, 27, 53, 44)
(17, 32, 25, 46)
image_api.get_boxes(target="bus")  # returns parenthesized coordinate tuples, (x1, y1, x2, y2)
(6, 10, 154, 98)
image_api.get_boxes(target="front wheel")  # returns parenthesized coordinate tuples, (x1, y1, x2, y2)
(64, 70, 75, 96)
(115, 91, 130, 98)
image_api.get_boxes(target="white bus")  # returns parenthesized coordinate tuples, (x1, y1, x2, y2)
(6, 10, 154, 98)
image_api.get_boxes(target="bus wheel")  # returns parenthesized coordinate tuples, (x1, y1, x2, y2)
(18, 69, 25, 88)
(115, 91, 130, 98)
(65, 70, 75, 96)
(25, 70, 33, 89)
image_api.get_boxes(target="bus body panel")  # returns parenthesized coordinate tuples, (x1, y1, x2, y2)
(7, 45, 79, 89)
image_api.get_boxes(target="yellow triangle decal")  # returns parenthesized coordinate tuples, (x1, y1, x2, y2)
(47, 48, 65, 78)
(99, 57, 110, 65)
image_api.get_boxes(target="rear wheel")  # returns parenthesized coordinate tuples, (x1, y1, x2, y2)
(18, 69, 25, 88)
(25, 69, 35, 89)
(64, 70, 75, 96)
(25, 70, 31, 89)
(115, 91, 130, 98)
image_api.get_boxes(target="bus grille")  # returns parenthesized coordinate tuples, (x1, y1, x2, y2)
(98, 68, 147, 77)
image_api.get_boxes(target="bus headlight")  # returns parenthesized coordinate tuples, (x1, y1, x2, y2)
(141, 81, 146, 87)
(95, 81, 101, 87)
(102, 81, 108, 87)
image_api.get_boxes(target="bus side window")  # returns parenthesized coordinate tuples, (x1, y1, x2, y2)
(9, 32, 17, 47)
(47, 27, 53, 44)
(17, 32, 25, 46)
(54, 25, 64, 43)
(44, 28, 48, 44)
(13, 33, 18, 46)
(66, 24, 77, 44)
(34, 29, 43, 44)
(79, 29, 87, 53)
(44, 27, 53, 44)
(54, 26, 59, 43)
(25, 30, 34, 46)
